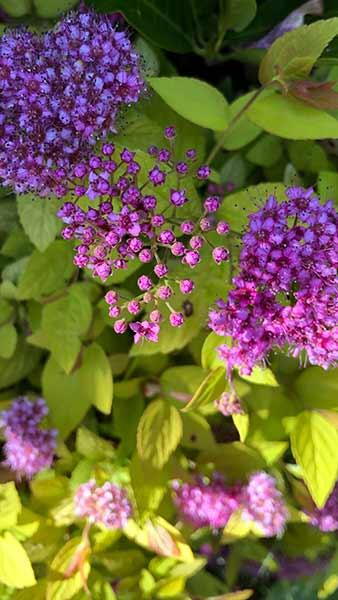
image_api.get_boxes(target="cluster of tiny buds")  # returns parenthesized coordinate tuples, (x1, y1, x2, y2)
(57, 126, 231, 343)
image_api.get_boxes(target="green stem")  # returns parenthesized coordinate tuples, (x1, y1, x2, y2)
(206, 86, 266, 166)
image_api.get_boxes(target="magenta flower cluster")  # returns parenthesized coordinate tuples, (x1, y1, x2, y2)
(172, 475, 242, 529)
(0, 7, 143, 195)
(173, 471, 287, 536)
(57, 127, 230, 343)
(209, 187, 338, 376)
(0, 397, 57, 479)
(74, 479, 132, 529)
(307, 482, 338, 532)
(242, 471, 288, 537)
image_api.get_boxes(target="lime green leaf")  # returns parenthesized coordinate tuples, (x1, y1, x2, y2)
(41, 287, 92, 374)
(17, 195, 61, 253)
(291, 411, 338, 507)
(80, 343, 113, 414)
(97, 550, 146, 579)
(232, 413, 249, 442)
(155, 576, 185, 598)
(288, 141, 332, 173)
(240, 366, 279, 387)
(0, 337, 41, 390)
(160, 365, 205, 402)
(0, 483, 21, 531)
(294, 367, 338, 411)
(46, 537, 90, 600)
(181, 412, 215, 450)
(198, 442, 265, 481)
(148, 77, 230, 131)
(130, 453, 168, 516)
(17, 241, 75, 300)
(247, 92, 338, 140)
(222, 92, 262, 151)
(125, 517, 194, 562)
(137, 399, 182, 468)
(0, 532, 36, 588)
(217, 182, 287, 233)
(113, 394, 144, 457)
(183, 367, 227, 413)
(318, 171, 338, 205)
(76, 427, 115, 461)
(11, 580, 47, 600)
(246, 134, 282, 167)
(30, 474, 69, 508)
(201, 332, 226, 371)
(259, 18, 338, 84)
(0, 324, 17, 359)
(33, 0, 77, 17)
(0, 299, 14, 326)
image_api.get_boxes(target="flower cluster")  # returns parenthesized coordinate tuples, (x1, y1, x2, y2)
(173, 471, 287, 536)
(307, 482, 338, 532)
(0, 397, 57, 478)
(172, 475, 242, 529)
(57, 127, 230, 343)
(74, 479, 132, 529)
(209, 187, 338, 376)
(242, 472, 288, 537)
(215, 390, 244, 416)
(0, 6, 143, 195)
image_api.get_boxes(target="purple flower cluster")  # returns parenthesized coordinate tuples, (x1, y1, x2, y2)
(173, 471, 287, 537)
(307, 482, 338, 532)
(209, 187, 338, 376)
(0, 397, 57, 479)
(172, 475, 242, 529)
(215, 390, 244, 416)
(74, 479, 132, 529)
(0, 6, 143, 195)
(57, 127, 230, 343)
(242, 472, 288, 537)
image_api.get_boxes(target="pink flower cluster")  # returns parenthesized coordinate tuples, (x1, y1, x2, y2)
(57, 127, 230, 343)
(0, 397, 57, 478)
(173, 471, 287, 537)
(74, 479, 132, 529)
(209, 187, 338, 376)
(307, 482, 338, 532)
(0, 6, 143, 195)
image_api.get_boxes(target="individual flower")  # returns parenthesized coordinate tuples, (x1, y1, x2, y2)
(307, 482, 338, 532)
(56, 127, 230, 342)
(0, 6, 144, 195)
(209, 187, 338, 376)
(242, 472, 288, 537)
(74, 479, 132, 529)
(0, 397, 57, 478)
(172, 476, 242, 529)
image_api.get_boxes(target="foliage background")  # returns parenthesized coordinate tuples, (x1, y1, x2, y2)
(0, 0, 337, 598)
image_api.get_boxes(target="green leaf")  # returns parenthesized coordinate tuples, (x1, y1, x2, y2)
(0, 299, 14, 326)
(222, 92, 262, 150)
(12, 580, 47, 600)
(17, 195, 61, 253)
(46, 537, 90, 600)
(0, 337, 41, 390)
(42, 345, 107, 438)
(217, 182, 287, 233)
(82, 343, 113, 414)
(259, 18, 338, 85)
(113, 394, 144, 457)
(42, 287, 92, 374)
(0, 0, 30, 17)
(130, 452, 168, 515)
(181, 412, 215, 450)
(0, 532, 36, 588)
(137, 399, 182, 468)
(223, 0, 257, 32)
(240, 366, 279, 387)
(76, 427, 115, 461)
(318, 171, 338, 204)
(17, 241, 75, 300)
(86, 0, 194, 53)
(201, 332, 227, 371)
(1, 226, 33, 259)
(0, 483, 21, 531)
(198, 442, 265, 481)
(288, 141, 332, 174)
(0, 324, 17, 359)
(183, 367, 227, 413)
(33, 0, 77, 17)
(294, 367, 338, 411)
(247, 92, 338, 140)
(291, 411, 338, 507)
(246, 134, 282, 167)
(148, 77, 230, 131)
